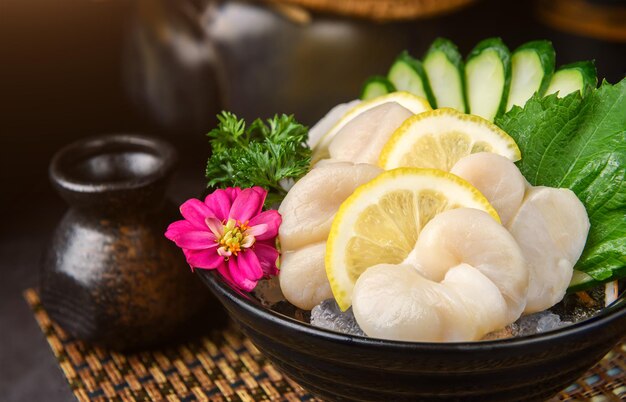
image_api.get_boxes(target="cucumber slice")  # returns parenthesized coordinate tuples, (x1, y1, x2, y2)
(465, 37, 511, 121)
(544, 61, 597, 98)
(423, 38, 466, 112)
(567, 270, 600, 293)
(387, 51, 435, 106)
(360, 76, 395, 100)
(506, 40, 556, 111)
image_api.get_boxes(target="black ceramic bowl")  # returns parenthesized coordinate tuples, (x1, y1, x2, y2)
(198, 270, 625, 401)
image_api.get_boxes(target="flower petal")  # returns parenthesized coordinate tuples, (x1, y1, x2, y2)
(228, 256, 258, 292)
(239, 251, 264, 280)
(241, 235, 255, 248)
(205, 217, 224, 238)
(179, 199, 212, 230)
(174, 231, 217, 250)
(217, 246, 232, 257)
(216, 261, 236, 288)
(254, 242, 279, 276)
(182, 249, 196, 271)
(245, 223, 268, 237)
(248, 210, 281, 240)
(229, 188, 264, 222)
(165, 220, 196, 241)
(205, 189, 233, 221)
(225, 187, 242, 202)
(185, 249, 223, 269)
(251, 186, 268, 205)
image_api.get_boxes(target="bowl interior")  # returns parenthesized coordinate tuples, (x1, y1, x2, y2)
(200, 269, 626, 348)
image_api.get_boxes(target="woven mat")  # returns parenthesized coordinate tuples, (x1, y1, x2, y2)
(25, 289, 625, 401)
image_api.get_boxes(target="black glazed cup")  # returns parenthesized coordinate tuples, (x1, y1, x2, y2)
(42, 134, 216, 351)
(198, 270, 626, 401)
(49, 134, 177, 214)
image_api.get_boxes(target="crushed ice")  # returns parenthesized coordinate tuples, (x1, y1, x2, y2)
(274, 286, 608, 339)
(511, 311, 573, 337)
(309, 300, 583, 339)
(253, 277, 285, 306)
(310, 299, 365, 336)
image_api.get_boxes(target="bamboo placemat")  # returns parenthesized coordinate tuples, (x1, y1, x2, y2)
(24, 289, 625, 401)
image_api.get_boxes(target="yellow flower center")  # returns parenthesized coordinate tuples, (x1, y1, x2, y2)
(217, 219, 254, 258)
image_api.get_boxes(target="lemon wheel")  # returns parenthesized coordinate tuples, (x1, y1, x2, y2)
(325, 168, 499, 311)
(378, 108, 521, 171)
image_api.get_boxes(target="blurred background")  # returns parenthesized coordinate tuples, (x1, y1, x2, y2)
(0, 0, 624, 400)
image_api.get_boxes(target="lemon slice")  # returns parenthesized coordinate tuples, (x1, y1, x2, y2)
(326, 168, 499, 311)
(378, 108, 521, 171)
(312, 92, 431, 162)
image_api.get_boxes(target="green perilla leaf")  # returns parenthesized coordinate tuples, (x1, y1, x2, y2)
(496, 78, 626, 288)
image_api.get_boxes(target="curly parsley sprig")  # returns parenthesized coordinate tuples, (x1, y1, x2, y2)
(206, 112, 311, 207)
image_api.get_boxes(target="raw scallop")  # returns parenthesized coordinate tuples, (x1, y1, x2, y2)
(328, 102, 413, 165)
(508, 186, 590, 313)
(278, 161, 382, 309)
(353, 208, 527, 342)
(451, 152, 526, 225)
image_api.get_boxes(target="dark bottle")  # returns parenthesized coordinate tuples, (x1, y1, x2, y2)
(41, 134, 213, 350)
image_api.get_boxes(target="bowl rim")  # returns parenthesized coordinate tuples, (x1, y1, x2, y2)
(199, 270, 626, 350)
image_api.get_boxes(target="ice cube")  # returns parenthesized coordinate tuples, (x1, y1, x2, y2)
(537, 313, 571, 333)
(310, 299, 366, 336)
(511, 313, 540, 337)
(253, 277, 285, 306)
(511, 311, 572, 337)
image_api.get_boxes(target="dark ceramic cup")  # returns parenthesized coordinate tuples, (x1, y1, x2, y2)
(41, 134, 213, 351)
(198, 270, 626, 401)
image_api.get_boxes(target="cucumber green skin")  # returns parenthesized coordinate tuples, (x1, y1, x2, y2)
(555, 60, 598, 97)
(567, 276, 611, 294)
(360, 76, 396, 100)
(466, 37, 512, 118)
(388, 51, 437, 107)
(513, 40, 556, 96)
(567, 271, 600, 293)
(426, 38, 465, 72)
(567, 279, 601, 293)
(567, 265, 625, 293)
(423, 38, 466, 112)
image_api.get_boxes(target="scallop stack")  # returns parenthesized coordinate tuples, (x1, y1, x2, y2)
(277, 91, 590, 342)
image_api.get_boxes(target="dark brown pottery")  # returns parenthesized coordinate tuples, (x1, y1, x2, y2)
(41, 134, 213, 351)
(198, 270, 626, 402)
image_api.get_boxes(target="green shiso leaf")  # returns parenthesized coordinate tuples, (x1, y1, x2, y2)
(206, 112, 311, 207)
(496, 78, 626, 288)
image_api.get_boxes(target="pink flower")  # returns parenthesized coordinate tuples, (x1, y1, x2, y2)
(165, 186, 281, 292)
